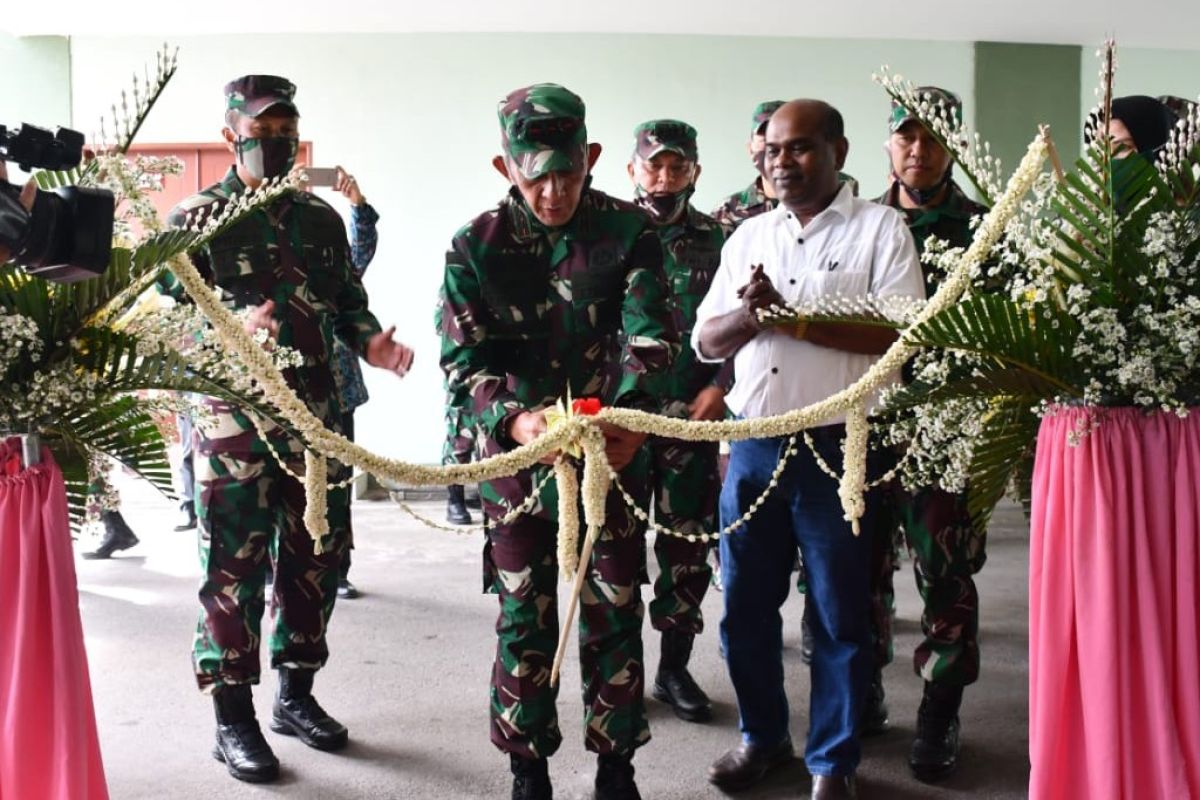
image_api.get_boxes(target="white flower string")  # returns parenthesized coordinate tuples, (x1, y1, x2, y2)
(838, 404, 870, 534)
(247, 412, 356, 490)
(163, 126, 1046, 547)
(395, 466, 557, 534)
(303, 449, 329, 549)
(555, 457, 581, 578)
(802, 431, 910, 490)
(606, 435, 799, 543)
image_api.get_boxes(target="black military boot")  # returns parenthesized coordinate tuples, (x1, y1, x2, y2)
(82, 510, 139, 559)
(446, 484, 473, 525)
(909, 681, 963, 783)
(270, 668, 349, 751)
(859, 668, 889, 736)
(510, 754, 552, 800)
(464, 484, 483, 510)
(174, 501, 197, 532)
(595, 752, 641, 800)
(800, 602, 815, 665)
(652, 629, 713, 722)
(212, 684, 279, 783)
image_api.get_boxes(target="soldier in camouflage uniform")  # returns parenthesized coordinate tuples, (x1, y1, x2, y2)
(625, 119, 727, 724)
(438, 84, 676, 800)
(711, 101, 785, 228)
(872, 86, 990, 783)
(713, 101, 860, 230)
(164, 75, 415, 785)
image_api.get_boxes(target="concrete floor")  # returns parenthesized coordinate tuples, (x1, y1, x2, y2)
(77, 472, 1030, 799)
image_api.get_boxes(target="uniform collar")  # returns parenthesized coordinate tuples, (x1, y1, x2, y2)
(220, 166, 248, 196)
(879, 179, 975, 221)
(504, 184, 594, 244)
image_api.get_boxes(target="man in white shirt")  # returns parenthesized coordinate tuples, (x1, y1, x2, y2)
(696, 100, 925, 800)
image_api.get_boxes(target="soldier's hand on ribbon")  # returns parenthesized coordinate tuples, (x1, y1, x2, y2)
(736, 263, 785, 331)
(334, 166, 366, 206)
(243, 299, 280, 343)
(598, 422, 647, 472)
(365, 326, 415, 377)
(508, 410, 559, 465)
(688, 385, 727, 421)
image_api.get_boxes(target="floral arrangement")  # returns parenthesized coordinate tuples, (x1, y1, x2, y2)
(873, 41, 1200, 527)
(0, 46, 307, 527)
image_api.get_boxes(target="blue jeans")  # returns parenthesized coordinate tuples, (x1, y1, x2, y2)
(719, 427, 885, 777)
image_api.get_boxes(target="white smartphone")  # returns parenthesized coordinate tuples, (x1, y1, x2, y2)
(303, 166, 338, 187)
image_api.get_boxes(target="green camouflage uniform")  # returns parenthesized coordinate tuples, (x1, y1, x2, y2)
(438, 85, 677, 759)
(872, 91, 991, 686)
(165, 101, 382, 692)
(629, 120, 727, 635)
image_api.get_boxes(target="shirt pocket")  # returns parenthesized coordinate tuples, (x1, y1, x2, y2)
(207, 220, 273, 307)
(811, 242, 871, 299)
(570, 245, 626, 330)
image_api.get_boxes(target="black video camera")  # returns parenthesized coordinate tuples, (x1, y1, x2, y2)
(0, 122, 114, 283)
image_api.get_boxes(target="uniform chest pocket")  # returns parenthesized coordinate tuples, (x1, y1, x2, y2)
(571, 244, 627, 303)
(481, 255, 546, 325)
(207, 223, 274, 306)
(299, 212, 347, 274)
(672, 243, 720, 298)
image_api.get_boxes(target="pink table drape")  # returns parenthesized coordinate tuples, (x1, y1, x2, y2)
(0, 438, 108, 800)
(1029, 407, 1200, 800)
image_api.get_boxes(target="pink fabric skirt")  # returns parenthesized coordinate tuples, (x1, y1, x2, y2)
(0, 439, 108, 800)
(1029, 408, 1200, 800)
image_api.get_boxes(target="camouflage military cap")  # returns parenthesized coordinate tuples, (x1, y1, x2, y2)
(1159, 95, 1196, 121)
(224, 74, 299, 119)
(890, 86, 962, 133)
(752, 101, 785, 134)
(633, 119, 698, 162)
(497, 83, 587, 180)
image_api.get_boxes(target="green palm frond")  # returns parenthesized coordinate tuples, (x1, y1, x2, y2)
(46, 396, 173, 528)
(71, 327, 294, 431)
(903, 294, 1084, 398)
(1049, 146, 1167, 295)
(965, 399, 1040, 531)
(886, 366, 1070, 411)
(0, 264, 52, 332)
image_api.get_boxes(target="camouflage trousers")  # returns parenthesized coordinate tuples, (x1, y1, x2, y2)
(869, 484, 987, 686)
(192, 403, 350, 692)
(646, 437, 718, 634)
(482, 454, 651, 759)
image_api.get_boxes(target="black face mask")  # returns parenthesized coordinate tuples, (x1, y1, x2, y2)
(235, 136, 298, 180)
(634, 184, 695, 225)
(893, 163, 954, 207)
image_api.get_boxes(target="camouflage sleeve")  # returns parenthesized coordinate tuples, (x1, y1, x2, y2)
(332, 270, 383, 356)
(614, 226, 678, 411)
(709, 202, 733, 229)
(326, 213, 384, 354)
(156, 204, 212, 301)
(437, 235, 524, 448)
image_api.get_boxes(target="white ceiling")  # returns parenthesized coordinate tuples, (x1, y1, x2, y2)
(6, 0, 1198, 51)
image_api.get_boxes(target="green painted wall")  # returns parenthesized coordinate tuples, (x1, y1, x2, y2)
(975, 42, 1082, 181)
(1079, 46, 1200, 123)
(0, 33, 72, 180)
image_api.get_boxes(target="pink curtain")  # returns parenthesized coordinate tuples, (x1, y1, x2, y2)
(1029, 408, 1200, 800)
(0, 438, 108, 800)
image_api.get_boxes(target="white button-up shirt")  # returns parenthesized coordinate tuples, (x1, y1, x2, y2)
(692, 182, 926, 423)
